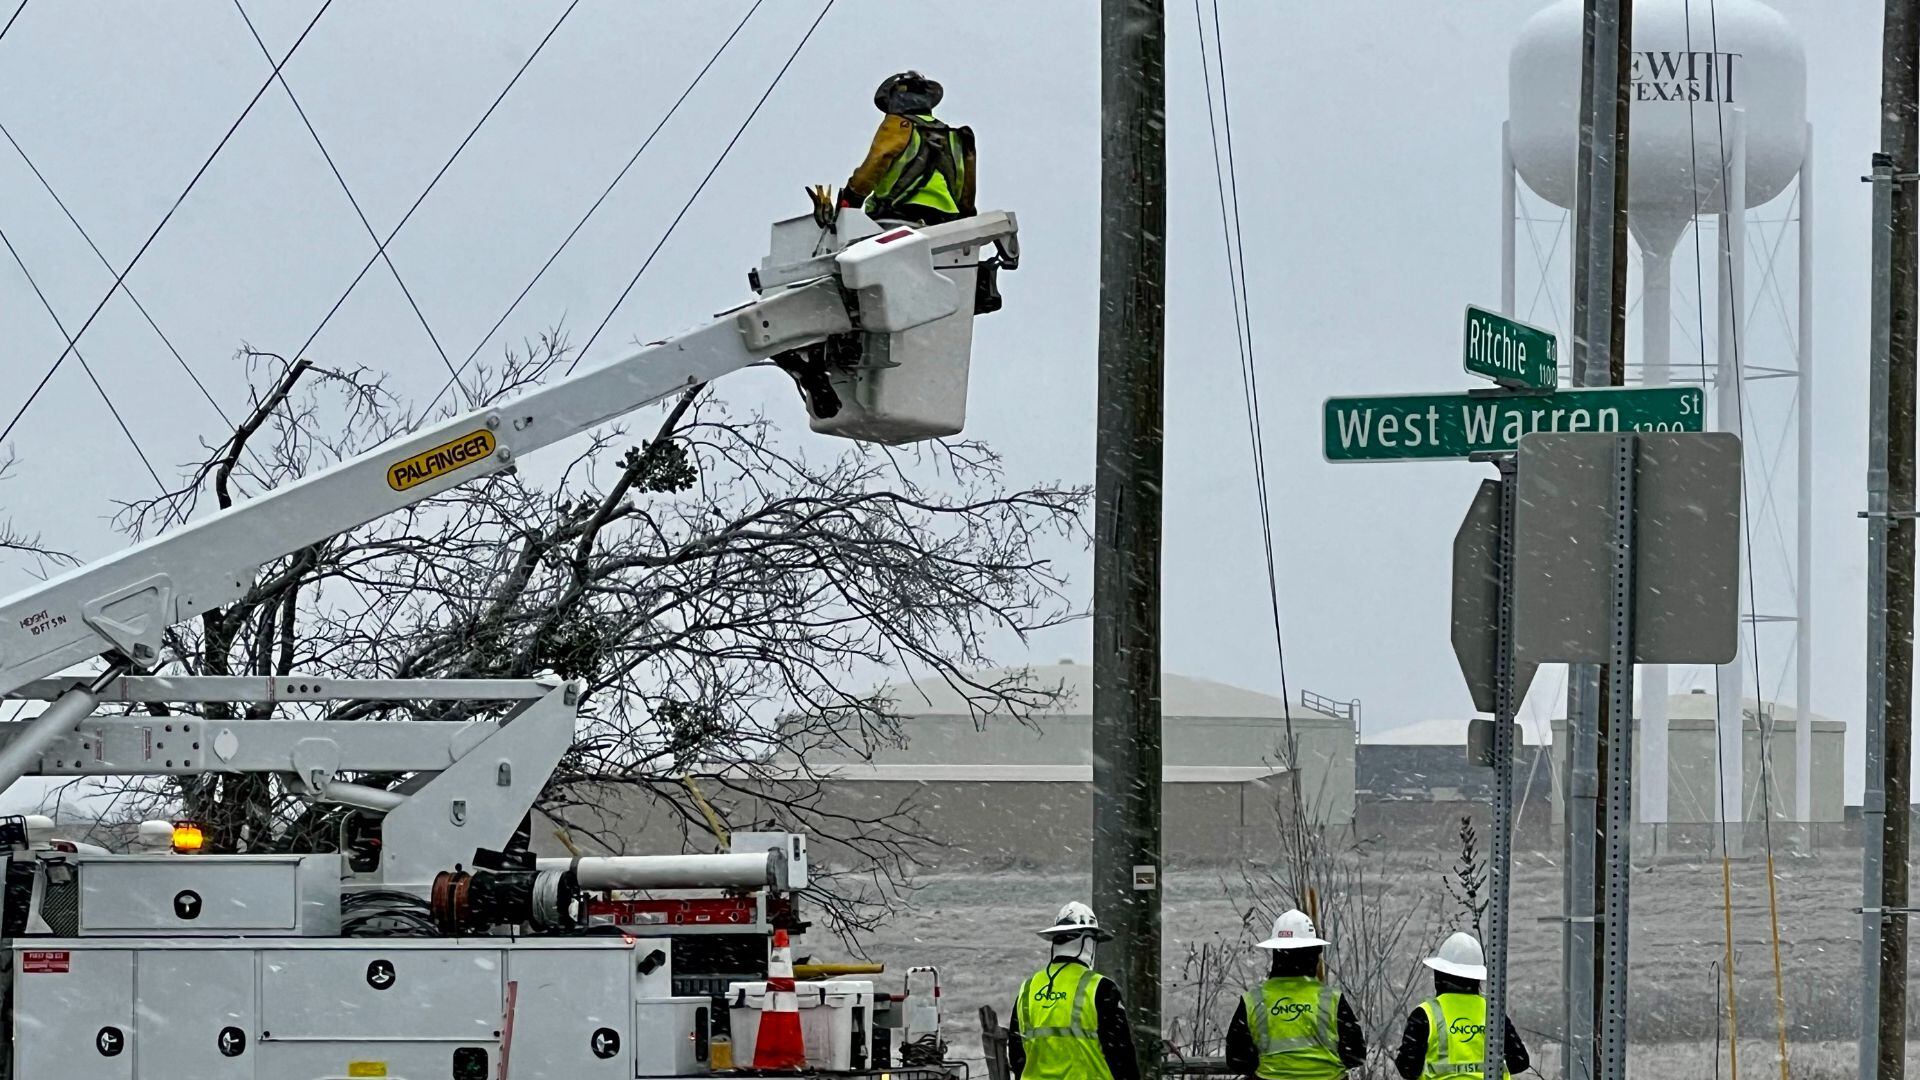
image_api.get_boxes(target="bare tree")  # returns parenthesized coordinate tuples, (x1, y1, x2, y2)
(104, 335, 1089, 934)
(0, 449, 77, 575)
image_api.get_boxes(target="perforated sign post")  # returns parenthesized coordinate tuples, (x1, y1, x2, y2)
(1510, 431, 1742, 1074)
(1318, 307, 1711, 1075)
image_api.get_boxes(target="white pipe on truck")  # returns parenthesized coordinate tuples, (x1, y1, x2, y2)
(538, 850, 781, 890)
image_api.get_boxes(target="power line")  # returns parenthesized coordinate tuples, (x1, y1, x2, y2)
(1194, 0, 1295, 737)
(230, 0, 469, 407)
(419, 0, 767, 419)
(0, 0, 335, 445)
(289, 0, 582, 367)
(0, 0, 26, 47)
(0, 228, 166, 491)
(0, 120, 236, 430)
(565, 0, 835, 376)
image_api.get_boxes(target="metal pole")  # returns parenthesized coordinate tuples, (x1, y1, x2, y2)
(1564, 4, 1628, 1075)
(1714, 109, 1748, 857)
(1502, 121, 1517, 318)
(1794, 129, 1814, 845)
(1484, 458, 1519, 1078)
(1870, 3, 1918, 1071)
(1640, 246, 1674, 851)
(1093, 3, 1164, 1076)
(1860, 149, 1895, 1080)
(1599, 436, 1639, 1080)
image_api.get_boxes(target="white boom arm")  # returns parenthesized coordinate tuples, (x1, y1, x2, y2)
(0, 212, 1017, 798)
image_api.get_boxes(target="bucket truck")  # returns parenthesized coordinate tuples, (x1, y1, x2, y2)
(0, 207, 1017, 1079)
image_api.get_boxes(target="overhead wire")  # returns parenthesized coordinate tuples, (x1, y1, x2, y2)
(418, 0, 767, 420)
(1689, 1, 1794, 1076)
(232, 0, 469, 407)
(0, 0, 25, 47)
(1679, 8, 1742, 1078)
(0, 120, 236, 431)
(564, 0, 837, 376)
(1703, 0, 1793, 1069)
(0, 229, 167, 492)
(0, 0, 335, 445)
(359, 1, 824, 656)
(288, 0, 582, 370)
(1193, 0, 1297, 756)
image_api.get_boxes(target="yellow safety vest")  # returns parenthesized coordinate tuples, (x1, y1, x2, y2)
(1014, 962, 1115, 1080)
(1419, 994, 1509, 1080)
(867, 113, 963, 217)
(1240, 976, 1344, 1080)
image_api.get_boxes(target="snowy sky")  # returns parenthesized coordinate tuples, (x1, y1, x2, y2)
(0, 1, 1901, 802)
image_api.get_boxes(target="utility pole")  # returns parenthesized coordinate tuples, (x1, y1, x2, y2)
(1861, 3, 1915, 1077)
(1092, 3, 1165, 1078)
(1565, 2, 1631, 1078)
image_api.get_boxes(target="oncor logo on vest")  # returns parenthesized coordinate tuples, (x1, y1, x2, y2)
(1447, 1017, 1487, 1038)
(1630, 50, 1741, 102)
(1268, 1001, 1315, 1020)
(1033, 986, 1070, 1003)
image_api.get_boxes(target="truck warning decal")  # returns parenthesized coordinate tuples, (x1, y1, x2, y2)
(386, 429, 497, 492)
(21, 951, 68, 973)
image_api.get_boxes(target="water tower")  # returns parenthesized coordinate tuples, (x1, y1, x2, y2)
(1503, 0, 1810, 853)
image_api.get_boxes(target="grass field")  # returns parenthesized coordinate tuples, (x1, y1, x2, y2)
(837, 847, 1920, 1078)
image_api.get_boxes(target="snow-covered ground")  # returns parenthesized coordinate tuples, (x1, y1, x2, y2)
(843, 852, 1918, 1078)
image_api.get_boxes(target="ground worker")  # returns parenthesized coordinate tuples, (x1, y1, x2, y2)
(839, 71, 976, 225)
(1007, 902, 1140, 1080)
(1393, 932, 1531, 1080)
(1225, 909, 1367, 1080)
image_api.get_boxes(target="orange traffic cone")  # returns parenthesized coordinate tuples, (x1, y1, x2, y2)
(753, 929, 808, 1070)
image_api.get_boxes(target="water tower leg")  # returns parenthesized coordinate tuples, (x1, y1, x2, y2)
(1502, 121, 1517, 317)
(1640, 245, 1674, 861)
(1795, 125, 1815, 851)
(1715, 109, 1749, 858)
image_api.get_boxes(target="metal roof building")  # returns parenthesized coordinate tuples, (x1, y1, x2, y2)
(540, 663, 1357, 869)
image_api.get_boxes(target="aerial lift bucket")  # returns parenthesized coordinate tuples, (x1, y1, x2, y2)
(756, 208, 1017, 446)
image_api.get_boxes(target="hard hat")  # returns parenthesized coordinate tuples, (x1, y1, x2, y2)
(1423, 931, 1488, 981)
(875, 71, 943, 114)
(22, 815, 53, 846)
(1037, 901, 1113, 941)
(135, 820, 174, 851)
(1255, 908, 1330, 950)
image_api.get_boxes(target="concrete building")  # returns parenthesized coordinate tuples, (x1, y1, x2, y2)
(1355, 717, 1556, 850)
(539, 662, 1357, 869)
(1547, 691, 1846, 850)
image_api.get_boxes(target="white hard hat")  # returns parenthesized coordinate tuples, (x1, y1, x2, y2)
(135, 820, 174, 850)
(22, 815, 53, 845)
(1255, 908, 1330, 950)
(1423, 931, 1488, 981)
(1037, 901, 1113, 941)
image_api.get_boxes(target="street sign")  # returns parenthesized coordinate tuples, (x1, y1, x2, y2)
(1451, 478, 1537, 714)
(1464, 306, 1558, 390)
(1511, 432, 1743, 664)
(1323, 386, 1704, 462)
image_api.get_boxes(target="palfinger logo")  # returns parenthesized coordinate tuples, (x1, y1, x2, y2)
(387, 430, 497, 492)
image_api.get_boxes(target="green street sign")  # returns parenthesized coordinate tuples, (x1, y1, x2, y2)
(1323, 386, 1704, 462)
(1464, 306, 1558, 390)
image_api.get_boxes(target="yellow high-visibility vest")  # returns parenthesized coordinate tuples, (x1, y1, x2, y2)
(1014, 962, 1114, 1080)
(1240, 976, 1345, 1080)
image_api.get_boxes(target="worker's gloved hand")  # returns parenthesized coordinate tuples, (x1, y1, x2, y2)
(807, 184, 836, 228)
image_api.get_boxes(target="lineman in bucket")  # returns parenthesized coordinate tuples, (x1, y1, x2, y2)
(1393, 932, 1531, 1080)
(1008, 902, 1141, 1080)
(1226, 909, 1367, 1079)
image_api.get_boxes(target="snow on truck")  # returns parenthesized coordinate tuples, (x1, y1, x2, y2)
(0, 208, 1017, 1079)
